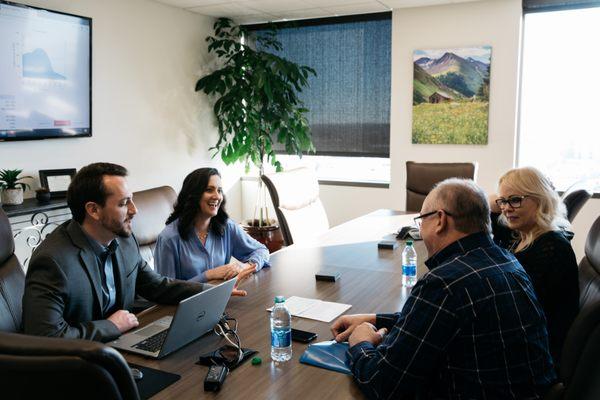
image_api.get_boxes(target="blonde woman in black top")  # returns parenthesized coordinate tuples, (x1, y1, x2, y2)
(490, 166, 578, 366)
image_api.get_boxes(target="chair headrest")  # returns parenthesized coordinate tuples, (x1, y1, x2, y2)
(0, 208, 15, 266)
(406, 161, 477, 194)
(262, 167, 320, 210)
(585, 216, 600, 272)
(131, 186, 176, 246)
(563, 189, 592, 222)
(564, 189, 592, 203)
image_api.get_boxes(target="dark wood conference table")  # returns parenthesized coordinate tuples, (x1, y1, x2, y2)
(125, 209, 428, 399)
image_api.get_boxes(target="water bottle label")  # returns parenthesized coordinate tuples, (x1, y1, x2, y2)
(402, 264, 416, 276)
(271, 329, 291, 348)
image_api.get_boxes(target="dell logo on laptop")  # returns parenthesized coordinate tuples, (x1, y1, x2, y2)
(195, 311, 206, 322)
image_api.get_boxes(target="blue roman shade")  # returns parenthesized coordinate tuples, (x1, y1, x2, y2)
(523, 0, 600, 12)
(247, 13, 392, 158)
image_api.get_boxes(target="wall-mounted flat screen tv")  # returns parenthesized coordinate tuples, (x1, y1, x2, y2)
(0, 1, 91, 141)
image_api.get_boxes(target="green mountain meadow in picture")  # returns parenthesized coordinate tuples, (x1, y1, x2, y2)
(412, 46, 491, 144)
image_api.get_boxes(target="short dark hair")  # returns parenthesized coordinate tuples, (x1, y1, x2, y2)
(67, 163, 128, 223)
(166, 168, 229, 239)
(433, 178, 491, 234)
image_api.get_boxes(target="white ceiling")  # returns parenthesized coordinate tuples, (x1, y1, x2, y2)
(154, 0, 485, 24)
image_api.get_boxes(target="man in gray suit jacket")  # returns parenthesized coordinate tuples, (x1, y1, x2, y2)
(22, 163, 247, 342)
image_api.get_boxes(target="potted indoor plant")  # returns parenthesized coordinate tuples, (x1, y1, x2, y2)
(196, 18, 316, 251)
(0, 169, 32, 205)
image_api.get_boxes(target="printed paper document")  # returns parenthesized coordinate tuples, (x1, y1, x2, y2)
(268, 296, 351, 323)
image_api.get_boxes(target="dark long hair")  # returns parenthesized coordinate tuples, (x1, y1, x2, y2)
(166, 168, 229, 240)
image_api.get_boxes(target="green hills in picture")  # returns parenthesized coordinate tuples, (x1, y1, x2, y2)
(412, 46, 491, 144)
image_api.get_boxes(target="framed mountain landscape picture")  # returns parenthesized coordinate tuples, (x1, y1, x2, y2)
(412, 46, 491, 144)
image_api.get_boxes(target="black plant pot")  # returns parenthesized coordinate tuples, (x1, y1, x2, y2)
(36, 191, 51, 204)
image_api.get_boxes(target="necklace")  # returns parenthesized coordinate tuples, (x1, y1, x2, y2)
(198, 230, 208, 242)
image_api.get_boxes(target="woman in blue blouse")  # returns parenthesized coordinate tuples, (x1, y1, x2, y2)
(154, 168, 269, 282)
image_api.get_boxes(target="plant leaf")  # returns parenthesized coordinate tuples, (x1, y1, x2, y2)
(197, 19, 316, 171)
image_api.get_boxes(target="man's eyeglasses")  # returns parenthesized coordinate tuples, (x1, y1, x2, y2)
(495, 195, 528, 209)
(213, 315, 243, 365)
(413, 209, 454, 229)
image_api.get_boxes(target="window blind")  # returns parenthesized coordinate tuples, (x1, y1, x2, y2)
(247, 13, 392, 158)
(524, 0, 600, 13)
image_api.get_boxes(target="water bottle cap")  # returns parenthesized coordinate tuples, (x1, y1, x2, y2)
(406, 240, 413, 245)
(274, 296, 286, 303)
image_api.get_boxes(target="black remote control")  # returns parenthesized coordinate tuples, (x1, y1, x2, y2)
(204, 364, 228, 392)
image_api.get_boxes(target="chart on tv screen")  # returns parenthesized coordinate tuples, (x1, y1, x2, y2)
(0, 4, 90, 135)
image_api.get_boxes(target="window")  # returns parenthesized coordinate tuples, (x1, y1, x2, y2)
(519, 4, 600, 193)
(275, 154, 390, 184)
(247, 13, 391, 183)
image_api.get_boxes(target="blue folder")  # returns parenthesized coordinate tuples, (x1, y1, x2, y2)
(299, 340, 352, 375)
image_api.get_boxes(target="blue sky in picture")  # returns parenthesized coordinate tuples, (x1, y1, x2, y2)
(414, 46, 492, 64)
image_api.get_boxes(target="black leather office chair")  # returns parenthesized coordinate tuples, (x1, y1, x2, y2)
(0, 331, 140, 400)
(544, 216, 600, 400)
(0, 207, 25, 332)
(0, 208, 140, 400)
(561, 188, 592, 223)
(544, 301, 600, 400)
(405, 161, 478, 212)
(578, 215, 600, 311)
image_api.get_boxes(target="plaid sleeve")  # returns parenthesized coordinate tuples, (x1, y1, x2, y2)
(348, 277, 460, 399)
(375, 313, 398, 331)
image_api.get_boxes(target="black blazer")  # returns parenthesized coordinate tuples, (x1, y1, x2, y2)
(22, 220, 204, 342)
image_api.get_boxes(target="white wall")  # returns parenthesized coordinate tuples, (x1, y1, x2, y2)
(0, 0, 244, 218)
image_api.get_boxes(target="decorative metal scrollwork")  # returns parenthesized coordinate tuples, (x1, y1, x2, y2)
(14, 226, 43, 249)
(30, 212, 50, 226)
(10, 208, 71, 269)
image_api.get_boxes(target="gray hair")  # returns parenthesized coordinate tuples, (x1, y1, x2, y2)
(430, 178, 491, 234)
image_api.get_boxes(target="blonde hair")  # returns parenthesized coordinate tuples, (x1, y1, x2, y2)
(498, 166, 569, 250)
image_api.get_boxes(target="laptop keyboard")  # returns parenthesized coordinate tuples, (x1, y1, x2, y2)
(133, 329, 168, 353)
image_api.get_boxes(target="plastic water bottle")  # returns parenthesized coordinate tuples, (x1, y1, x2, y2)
(402, 240, 418, 288)
(271, 296, 292, 362)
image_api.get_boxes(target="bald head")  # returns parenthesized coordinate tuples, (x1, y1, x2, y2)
(426, 179, 491, 234)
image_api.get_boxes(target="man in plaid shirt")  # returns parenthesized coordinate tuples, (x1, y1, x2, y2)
(331, 179, 556, 399)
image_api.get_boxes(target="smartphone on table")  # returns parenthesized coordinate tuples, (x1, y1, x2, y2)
(291, 328, 318, 343)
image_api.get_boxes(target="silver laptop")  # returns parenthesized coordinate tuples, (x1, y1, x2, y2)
(110, 278, 236, 359)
